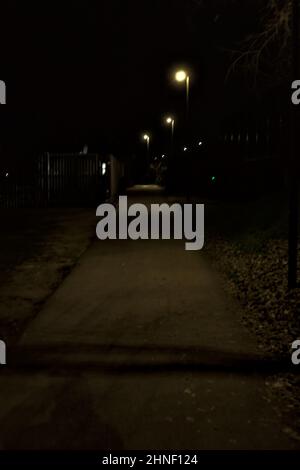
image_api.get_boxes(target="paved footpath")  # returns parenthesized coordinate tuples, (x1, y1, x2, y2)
(0, 189, 298, 450)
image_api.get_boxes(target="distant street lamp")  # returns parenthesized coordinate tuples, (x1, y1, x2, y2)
(165, 116, 175, 153)
(142, 133, 151, 167)
(143, 133, 150, 151)
(175, 69, 190, 123)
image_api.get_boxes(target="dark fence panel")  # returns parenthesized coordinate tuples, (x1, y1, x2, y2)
(0, 153, 108, 208)
(38, 153, 105, 207)
(0, 179, 37, 208)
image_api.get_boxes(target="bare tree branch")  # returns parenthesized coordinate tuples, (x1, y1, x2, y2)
(227, 0, 292, 84)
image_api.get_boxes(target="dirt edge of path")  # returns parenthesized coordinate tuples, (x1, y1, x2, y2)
(0, 209, 96, 345)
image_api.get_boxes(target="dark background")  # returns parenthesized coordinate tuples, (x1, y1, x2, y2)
(0, 0, 264, 162)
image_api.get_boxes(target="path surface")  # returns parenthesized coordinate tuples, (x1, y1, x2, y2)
(0, 187, 298, 450)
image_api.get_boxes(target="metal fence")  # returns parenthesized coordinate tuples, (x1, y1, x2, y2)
(0, 153, 108, 208)
(38, 153, 106, 206)
(0, 179, 37, 208)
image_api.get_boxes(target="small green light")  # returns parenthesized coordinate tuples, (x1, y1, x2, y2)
(211, 176, 216, 182)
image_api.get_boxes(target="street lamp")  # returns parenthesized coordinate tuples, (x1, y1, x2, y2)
(175, 69, 190, 122)
(142, 133, 151, 165)
(165, 115, 175, 149)
(166, 116, 175, 136)
(175, 70, 187, 82)
(143, 133, 150, 149)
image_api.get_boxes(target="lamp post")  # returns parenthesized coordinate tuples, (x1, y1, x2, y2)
(175, 70, 190, 125)
(143, 133, 151, 172)
(165, 116, 175, 154)
(143, 133, 150, 152)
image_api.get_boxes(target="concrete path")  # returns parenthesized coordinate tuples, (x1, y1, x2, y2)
(0, 188, 298, 450)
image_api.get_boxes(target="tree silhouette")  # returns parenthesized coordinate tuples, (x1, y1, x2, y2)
(227, 0, 292, 84)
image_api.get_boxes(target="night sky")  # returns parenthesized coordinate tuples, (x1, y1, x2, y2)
(0, 0, 261, 160)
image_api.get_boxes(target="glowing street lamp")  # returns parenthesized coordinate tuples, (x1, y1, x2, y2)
(165, 116, 175, 137)
(175, 70, 187, 82)
(175, 69, 190, 121)
(165, 115, 175, 154)
(142, 133, 151, 164)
